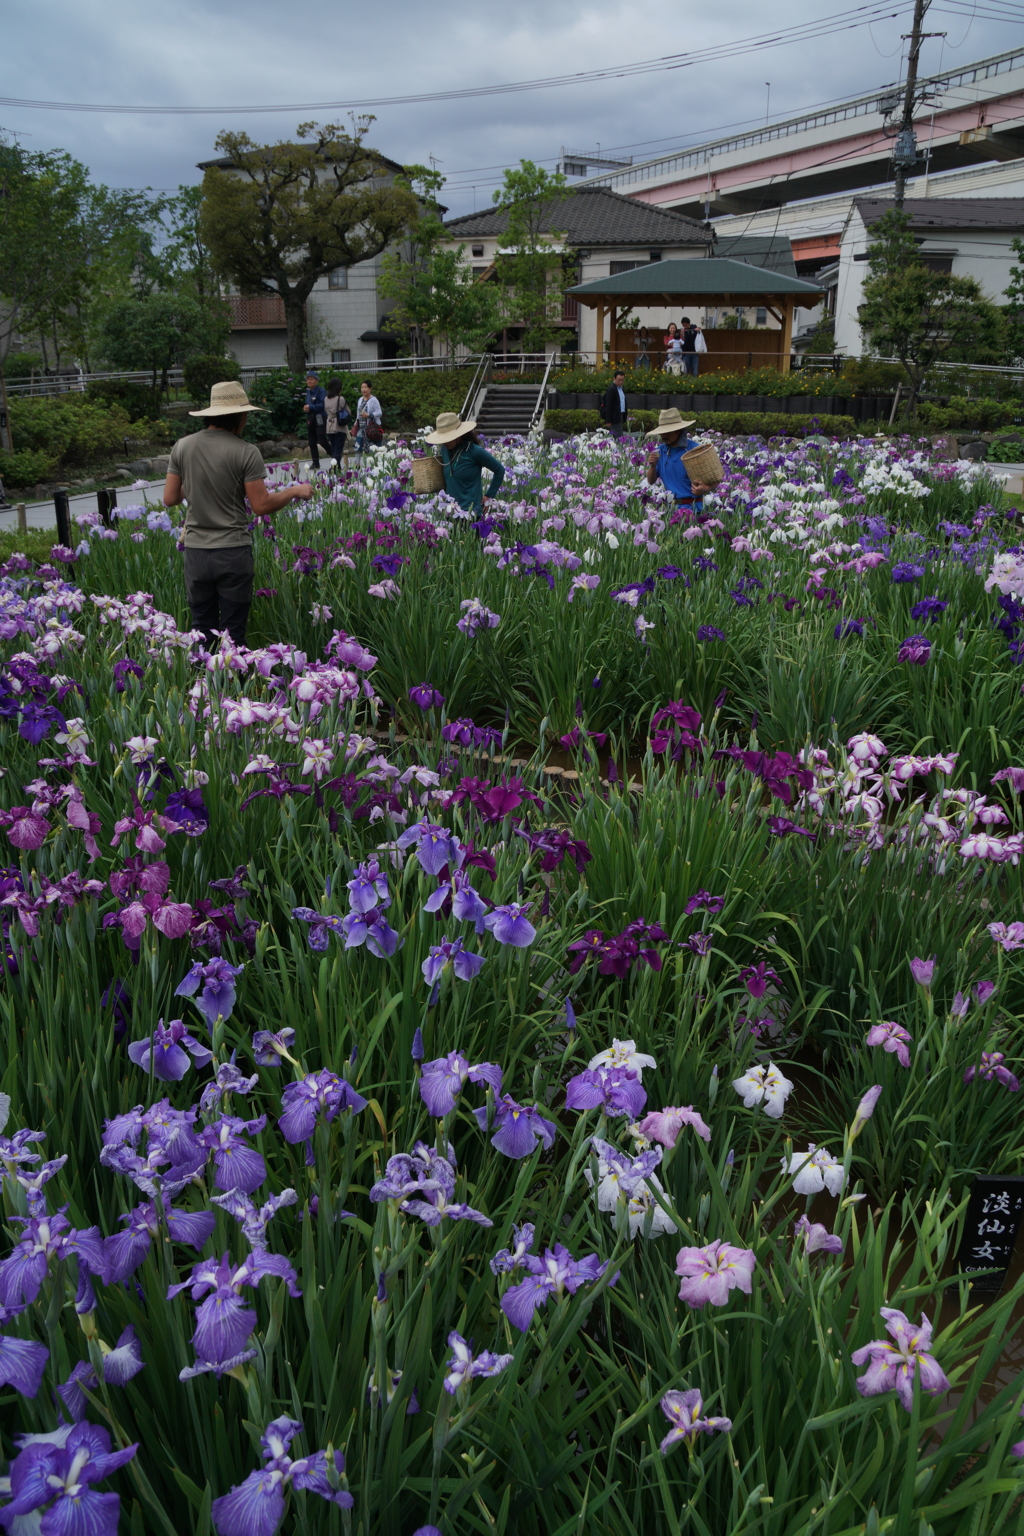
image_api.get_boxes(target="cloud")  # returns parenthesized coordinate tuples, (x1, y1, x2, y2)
(1, 0, 1017, 215)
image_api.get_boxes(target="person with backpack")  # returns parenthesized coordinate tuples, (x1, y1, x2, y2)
(353, 380, 383, 457)
(324, 379, 350, 465)
(424, 412, 505, 512)
(302, 372, 330, 469)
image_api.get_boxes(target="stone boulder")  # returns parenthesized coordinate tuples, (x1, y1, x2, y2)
(958, 439, 989, 461)
(150, 455, 170, 476)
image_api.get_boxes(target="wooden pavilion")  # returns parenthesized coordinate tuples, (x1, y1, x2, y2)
(566, 258, 825, 374)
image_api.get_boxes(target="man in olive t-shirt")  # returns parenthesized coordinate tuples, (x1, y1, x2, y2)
(164, 380, 313, 647)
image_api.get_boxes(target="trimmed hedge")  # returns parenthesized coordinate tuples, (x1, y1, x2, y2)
(0, 447, 60, 487)
(545, 408, 859, 438)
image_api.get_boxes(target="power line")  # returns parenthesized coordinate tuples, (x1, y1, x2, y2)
(0, 4, 915, 117)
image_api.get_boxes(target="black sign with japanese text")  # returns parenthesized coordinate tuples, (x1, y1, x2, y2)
(955, 1175, 1024, 1292)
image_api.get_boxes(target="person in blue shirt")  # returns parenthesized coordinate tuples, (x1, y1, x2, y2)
(303, 372, 329, 470)
(644, 408, 712, 510)
(424, 412, 506, 513)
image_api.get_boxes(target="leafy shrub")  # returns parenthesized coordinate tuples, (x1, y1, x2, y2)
(989, 434, 1024, 463)
(245, 368, 307, 436)
(545, 408, 858, 438)
(9, 394, 133, 468)
(0, 447, 59, 486)
(86, 378, 161, 421)
(916, 397, 1017, 432)
(1, 351, 44, 380)
(183, 353, 241, 406)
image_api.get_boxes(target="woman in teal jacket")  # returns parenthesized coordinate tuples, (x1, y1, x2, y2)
(424, 412, 506, 512)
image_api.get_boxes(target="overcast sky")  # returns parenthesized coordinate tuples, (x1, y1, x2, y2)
(2, 0, 1021, 216)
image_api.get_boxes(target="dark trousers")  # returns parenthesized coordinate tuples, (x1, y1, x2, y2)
(307, 420, 329, 467)
(183, 545, 255, 647)
(682, 353, 699, 376)
(326, 431, 347, 463)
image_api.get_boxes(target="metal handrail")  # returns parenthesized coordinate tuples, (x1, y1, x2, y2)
(460, 353, 491, 421)
(529, 352, 558, 431)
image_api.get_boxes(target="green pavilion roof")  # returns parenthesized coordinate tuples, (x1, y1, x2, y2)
(567, 258, 824, 305)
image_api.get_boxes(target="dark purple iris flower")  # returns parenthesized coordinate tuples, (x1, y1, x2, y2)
(106, 1201, 217, 1283)
(0, 1208, 108, 1311)
(418, 1052, 503, 1117)
(175, 957, 244, 1027)
(163, 788, 209, 837)
(441, 718, 503, 751)
(910, 596, 948, 624)
(211, 1416, 352, 1535)
(834, 619, 863, 639)
(409, 683, 445, 710)
(473, 1095, 557, 1158)
(127, 1018, 212, 1080)
(168, 1249, 300, 1376)
(370, 1142, 491, 1226)
(371, 553, 409, 577)
(697, 626, 726, 642)
(768, 816, 816, 840)
(897, 633, 932, 665)
(113, 658, 145, 692)
(650, 700, 702, 759)
(516, 827, 592, 874)
(685, 890, 725, 916)
(740, 961, 779, 999)
(565, 1066, 647, 1119)
(891, 562, 925, 583)
(279, 1070, 368, 1157)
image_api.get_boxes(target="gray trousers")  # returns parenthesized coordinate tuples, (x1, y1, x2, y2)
(183, 545, 254, 647)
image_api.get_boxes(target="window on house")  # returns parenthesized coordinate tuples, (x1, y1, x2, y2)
(331, 348, 351, 364)
(328, 269, 348, 289)
(649, 251, 662, 262)
(756, 307, 767, 326)
(920, 255, 953, 273)
(472, 266, 490, 277)
(472, 244, 484, 257)
(610, 260, 643, 274)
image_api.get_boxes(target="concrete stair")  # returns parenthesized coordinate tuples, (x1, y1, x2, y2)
(474, 383, 542, 438)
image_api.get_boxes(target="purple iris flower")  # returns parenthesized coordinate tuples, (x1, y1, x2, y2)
(897, 633, 931, 664)
(834, 618, 863, 639)
(658, 1387, 732, 1455)
(424, 869, 489, 932)
(964, 1052, 1020, 1090)
(851, 1308, 949, 1411)
(685, 890, 725, 916)
(369, 1142, 490, 1227)
(489, 1222, 536, 1274)
(127, 1017, 213, 1081)
(910, 595, 947, 623)
(565, 1066, 647, 1119)
(891, 562, 925, 583)
(0, 1208, 108, 1310)
(0, 1320, 49, 1397)
(163, 788, 209, 837)
(793, 1215, 844, 1255)
(200, 1058, 260, 1115)
(483, 902, 536, 948)
(252, 1027, 297, 1066)
(421, 937, 486, 989)
(278, 1070, 368, 1152)
(909, 955, 935, 989)
(175, 957, 244, 1027)
(740, 961, 778, 1000)
(291, 907, 345, 952)
(340, 909, 401, 958)
(397, 821, 464, 877)
(210, 1188, 298, 1254)
(499, 1243, 609, 1332)
(198, 1115, 267, 1194)
(410, 683, 445, 710)
(443, 1331, 514, 1394)
(99, 1100, 207, 1199)
(168, 1249, 301, 1374)
(57, 1327, 145, 1419)
(696, 626, 727, 642)
(418, 1052, 503, 1117)
(211, 1416, 352, 1536)
(105, 1201, 217, 1283)
(865, 1021, 912, 1068)
(346, 858, 391, 914)
(0, 1421, 138, 1534)
(473, 1095, 557, 1158)
(6, 1154, 68, 1216)
(675, 1239, 756, 1309)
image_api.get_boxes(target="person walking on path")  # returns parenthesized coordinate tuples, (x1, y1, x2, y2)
(424, 412, 506, 513)
(303, 372, 330, 469)
(663, 322, 683, 374)
(353, 380, 383, 458)
(324, 379, 350, 465)
(680, 317, 703, 377)
(163, 380, 314, 648)
(643, 408, 712, 513)
(599, 370, 628, 437)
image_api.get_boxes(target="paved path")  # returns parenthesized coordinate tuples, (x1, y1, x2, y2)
(0, 481, 166, 534)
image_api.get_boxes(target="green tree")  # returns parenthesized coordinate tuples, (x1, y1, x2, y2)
(859, 209, 1003, 414)
(199, 119, 419, 372)
(95, 291, 229, 399)
(1004, 236, 1024, 366)
(378, 166, 502, 358)
(492, 161, 572, 351)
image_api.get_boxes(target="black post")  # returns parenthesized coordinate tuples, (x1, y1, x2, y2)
(54, 490, 71, 549)
(893, 0, 931, 209)
(97, 487, 117, 528)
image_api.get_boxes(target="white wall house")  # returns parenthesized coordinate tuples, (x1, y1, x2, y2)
(833, 197, 1024, 356)
(441, 188, 713, 357)
(197, 149, 420, 371)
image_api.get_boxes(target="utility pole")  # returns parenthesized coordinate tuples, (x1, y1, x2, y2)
(893, 0, 931, 208)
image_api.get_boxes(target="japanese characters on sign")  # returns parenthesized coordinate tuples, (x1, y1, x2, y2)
(955, 1176, 1024, 1292)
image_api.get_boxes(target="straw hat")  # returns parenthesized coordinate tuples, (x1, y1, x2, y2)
(189, 381, 266, 418)
(645, 407, 696, 438)
(424, 411, 476, 444)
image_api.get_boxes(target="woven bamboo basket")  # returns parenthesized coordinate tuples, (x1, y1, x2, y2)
(411, 455, 445, 494)
(682, 441, 725, 488)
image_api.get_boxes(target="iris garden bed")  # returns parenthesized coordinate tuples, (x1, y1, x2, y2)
(2, 429, 1024, 1534)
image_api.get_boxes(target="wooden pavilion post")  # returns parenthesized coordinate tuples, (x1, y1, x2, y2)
(780, 298, 795, 374)
(595, 304, 606, 367)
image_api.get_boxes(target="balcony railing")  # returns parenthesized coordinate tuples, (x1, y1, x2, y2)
(227, 294, 287, 329)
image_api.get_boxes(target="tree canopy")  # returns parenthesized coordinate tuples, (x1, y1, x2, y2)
(493, 161, 573, 352)
(199, 119, 420, 372)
